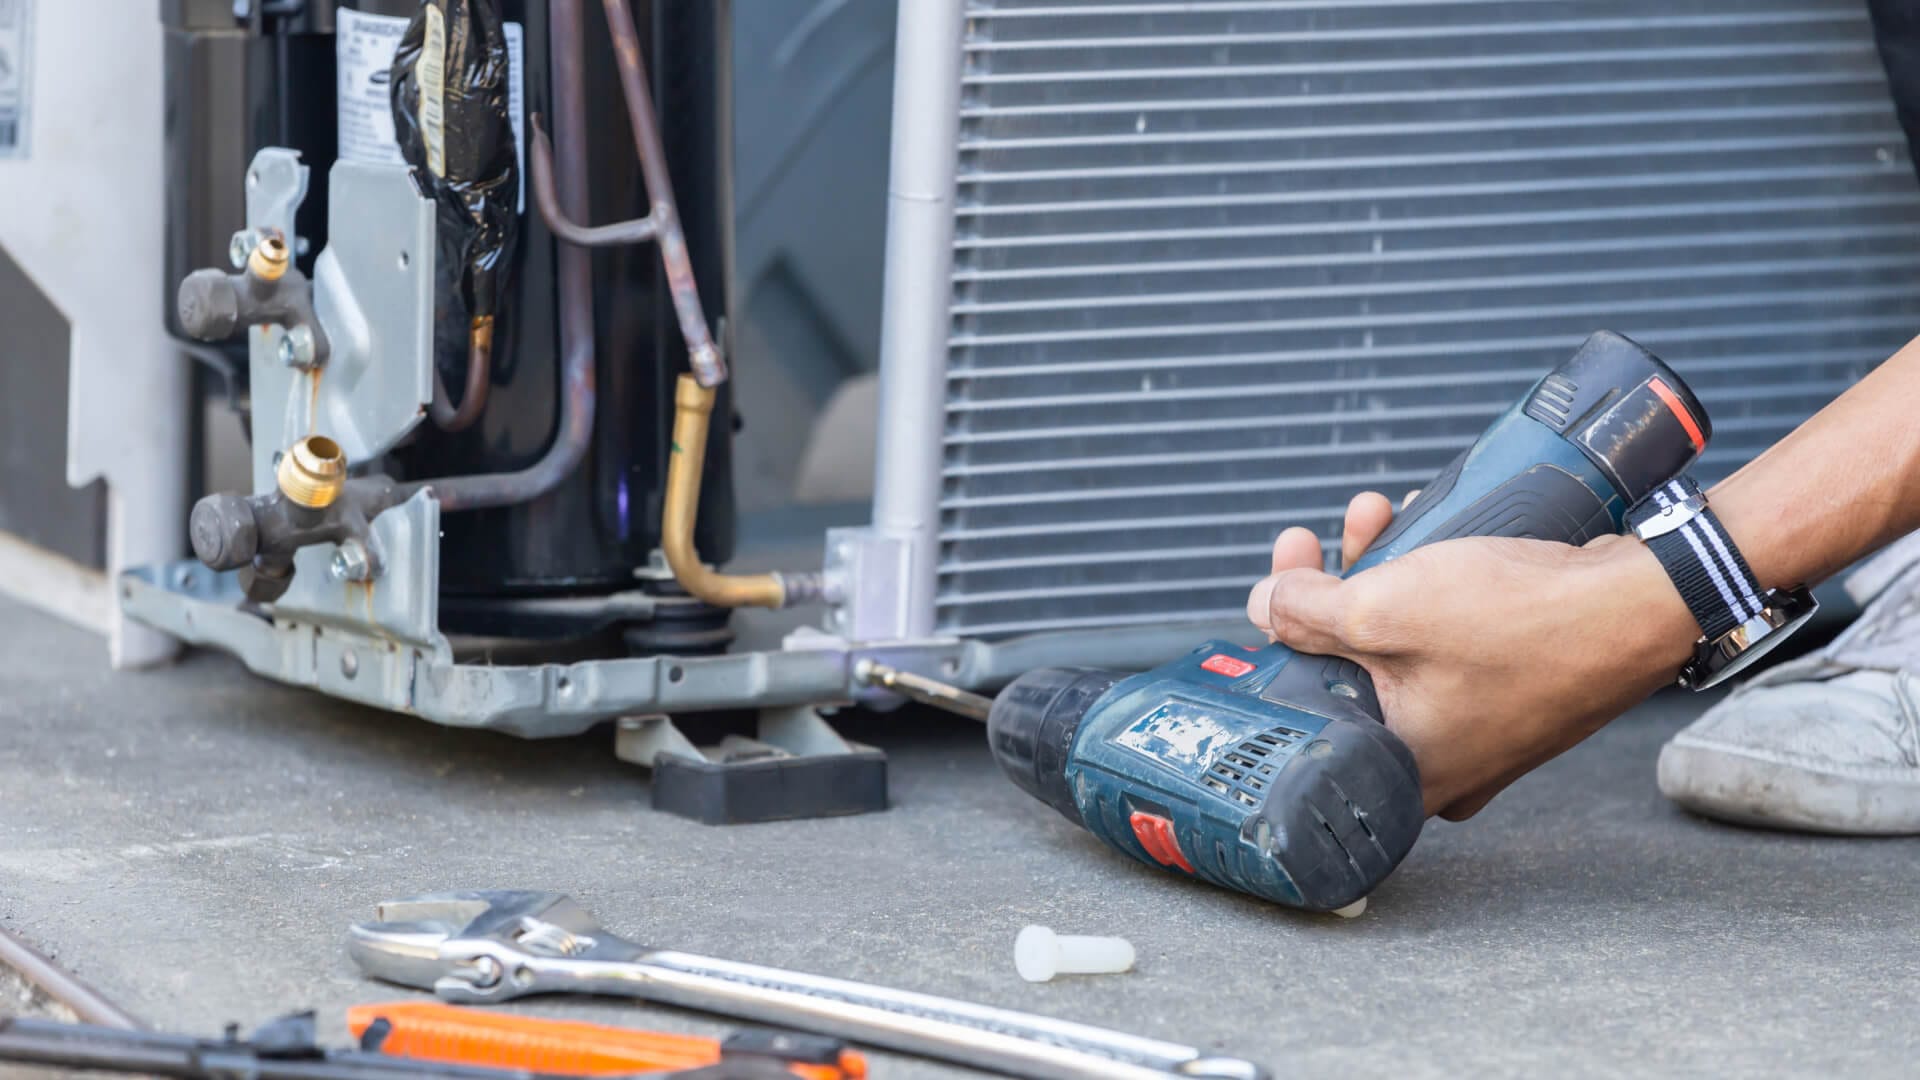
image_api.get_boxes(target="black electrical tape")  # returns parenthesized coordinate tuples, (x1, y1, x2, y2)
(389, 0, 520, 377)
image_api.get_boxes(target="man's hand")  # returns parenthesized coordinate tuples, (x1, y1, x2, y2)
(1246, 335, 1920, 820)
(1249, 495, 1699, 820)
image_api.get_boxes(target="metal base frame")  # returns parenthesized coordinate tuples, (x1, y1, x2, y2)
(123, 560, 1255, 738)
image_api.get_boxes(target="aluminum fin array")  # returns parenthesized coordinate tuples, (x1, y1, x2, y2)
(940, 0, 1920, 638)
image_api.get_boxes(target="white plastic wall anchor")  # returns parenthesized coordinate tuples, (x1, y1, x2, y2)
(1014, 925, 1135, 983)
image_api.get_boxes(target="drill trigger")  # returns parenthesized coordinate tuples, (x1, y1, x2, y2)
(1128, 811, 1195, 874)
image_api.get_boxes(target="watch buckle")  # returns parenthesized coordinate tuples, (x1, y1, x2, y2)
(1633, 492, 1709, 540)
(1678, 586, 1820, 690)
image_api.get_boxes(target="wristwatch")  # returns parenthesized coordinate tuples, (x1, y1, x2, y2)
(1628, 476, 1818, 690)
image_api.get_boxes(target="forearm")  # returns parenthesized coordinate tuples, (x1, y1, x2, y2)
(1589, 337, 1920, 689)
(1711, 335, 1920, 589)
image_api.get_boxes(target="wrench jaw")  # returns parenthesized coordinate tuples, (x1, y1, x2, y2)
(350, 891, 640, 1005)
(347, 891, 571, 996)
(431, 939, 545, 1004)
(346, 919, 459, 994)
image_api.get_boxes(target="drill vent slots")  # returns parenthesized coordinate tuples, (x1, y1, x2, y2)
(1203, 725, 1310, 806)
(1532, 373, 1578, 421)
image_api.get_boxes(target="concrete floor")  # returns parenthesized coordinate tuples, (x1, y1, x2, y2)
(3, 594, 1918, 1079)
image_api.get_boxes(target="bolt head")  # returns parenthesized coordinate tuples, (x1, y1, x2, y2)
(329, 541, 372, 583)
(280, 325, 318, 369)
(228, 230, 258, 269)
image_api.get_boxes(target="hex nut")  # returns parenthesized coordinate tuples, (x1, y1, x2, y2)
(279, 325, 318, 369)
(330, 541, 372, 584)
(228, 229, 260, 269)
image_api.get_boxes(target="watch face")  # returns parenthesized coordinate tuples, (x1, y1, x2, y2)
(1683, 589, 1820, 690)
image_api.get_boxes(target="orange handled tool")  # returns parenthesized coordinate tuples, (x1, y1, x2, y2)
(347, 1002, 866, 1080)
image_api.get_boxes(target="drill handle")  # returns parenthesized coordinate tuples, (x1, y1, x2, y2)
(1346, 330, 1709, 577)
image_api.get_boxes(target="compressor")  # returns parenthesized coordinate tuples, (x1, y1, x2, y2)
(165, 0, 745, 650)
(153, 0, 864, 823)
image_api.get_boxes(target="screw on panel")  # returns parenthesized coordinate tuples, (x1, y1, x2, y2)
(341, 650, 360, 679)
(330, 540, 372, 583)
(228, 230, 261, 269)
(278, 325, 319, 369)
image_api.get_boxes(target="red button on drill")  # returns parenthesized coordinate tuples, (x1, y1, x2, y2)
(1129, 812, 1196, 874)
(1200, 653, 1255, 678)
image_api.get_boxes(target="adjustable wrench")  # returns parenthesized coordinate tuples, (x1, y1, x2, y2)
(347, 891, 1266, 1080)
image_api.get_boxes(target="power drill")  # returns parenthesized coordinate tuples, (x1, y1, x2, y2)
(984, 331, 1712, 912)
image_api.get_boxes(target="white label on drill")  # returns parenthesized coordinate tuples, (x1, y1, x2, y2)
(1113, 701, 1234, 772)
(0, 0, 32, 160)
(336, 8, 526, 211)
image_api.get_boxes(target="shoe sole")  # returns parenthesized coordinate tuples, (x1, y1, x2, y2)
(1657, 736, 1920, 836)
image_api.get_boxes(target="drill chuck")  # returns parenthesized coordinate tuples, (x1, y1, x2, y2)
(987, 667, 1118, 827)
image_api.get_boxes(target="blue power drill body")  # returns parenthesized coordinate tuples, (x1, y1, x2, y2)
(987, 332, 1713, 911)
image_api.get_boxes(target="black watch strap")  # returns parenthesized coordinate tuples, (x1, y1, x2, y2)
(1627, 477, 1764, 641)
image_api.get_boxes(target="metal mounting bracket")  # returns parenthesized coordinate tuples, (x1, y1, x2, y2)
(225, 147, 447, 657)
(823, 527, 912, 642)
(246, 150, 436, 487)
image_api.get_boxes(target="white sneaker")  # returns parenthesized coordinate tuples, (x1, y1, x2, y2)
(1657, 531, 1920, 834)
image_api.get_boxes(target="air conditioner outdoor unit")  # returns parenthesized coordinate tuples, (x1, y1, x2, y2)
(82, 0, 1920, 777)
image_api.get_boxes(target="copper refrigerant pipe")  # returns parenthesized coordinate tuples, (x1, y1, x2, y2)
(429, 317, 495, 433)
(529, 118, 658, 247)
(661, 377, 788, 608)
(463, 0, 811, 606)
(601, 0, 817, 608)
(600, 0, 726, 387)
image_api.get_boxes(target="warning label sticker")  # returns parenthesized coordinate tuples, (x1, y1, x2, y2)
(336, 8, 410, 168)
(337, 7, 524, 209)
(0, 0, 32, 159)
(504, 22, 526, 210)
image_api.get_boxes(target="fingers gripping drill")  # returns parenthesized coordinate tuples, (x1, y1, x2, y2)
(867, 332, 1712, 912)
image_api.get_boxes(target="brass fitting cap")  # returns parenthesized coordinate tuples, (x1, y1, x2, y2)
(249, 234, 291, 282)
(277, 435, 347, 509)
